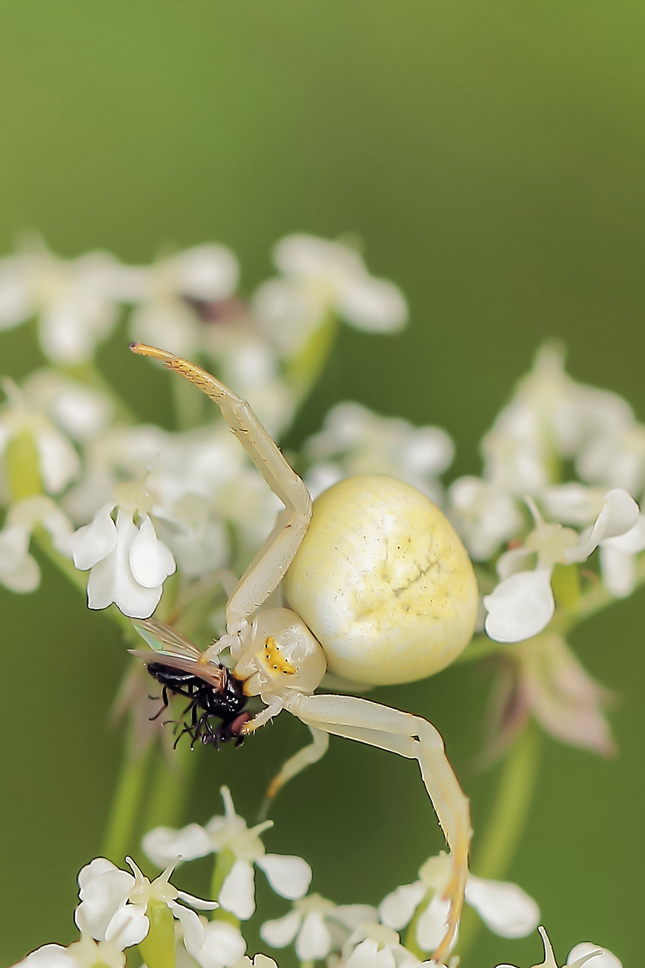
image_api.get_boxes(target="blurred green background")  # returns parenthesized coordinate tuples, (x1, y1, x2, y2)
(1, 2, 644, 965)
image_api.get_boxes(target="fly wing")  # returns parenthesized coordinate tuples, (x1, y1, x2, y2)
(132, 618, 203, 660)
(131, 619, 226, 690)
(130, 649, 226, 689)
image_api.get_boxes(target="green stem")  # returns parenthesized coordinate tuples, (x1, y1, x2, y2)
(285, 312, 340, 405)
(102, 738, 153, 863)
(455, 723, 541, 963)
(142, 740, 199, 834)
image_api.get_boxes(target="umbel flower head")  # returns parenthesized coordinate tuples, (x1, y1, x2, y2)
(143, 787, 312, 919)
(261, 894, 378, 961)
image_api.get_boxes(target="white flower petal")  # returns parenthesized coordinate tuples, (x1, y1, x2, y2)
(345, 938, 380, 968)
(78, 858, 120, 892)
(193, 922, 247, 968)
(37, 429, 81, 494)
(170, 902, 205, 957)
(104, 904, 150, 948)
(567, 489, 639, 562)
(176, 891, 218, 912)
(415, 895, 450, 953)
(602, 513, 645, 553)
(337, 274, 407, 333)
(76, 867, 137, 940)
(143, 824, 214, 867)
(599, 546, 636, 598)
(171, 245, 239, 301)
(69, 504, 117, 570)
(128, 515, 176, 588)
(567, 943, 621, 968)
(0, 524, 40, 592)
(260, 911, 302, 948)
(256, 854, 312, 900)
(15, 945, 77, 968)
(219, 860, 256, 920)
(483, 566, 555, 643)
(464, 875, 539, 939)
(296, 911, 332, 961)
(379, 882, 426, 931)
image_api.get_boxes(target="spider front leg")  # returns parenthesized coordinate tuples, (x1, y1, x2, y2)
(130, 343, 312, 632)
(259, 725, 330, 818)
(289, 692, 471, 964)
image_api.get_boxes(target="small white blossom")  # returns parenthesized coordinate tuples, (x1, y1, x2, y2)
(483, 490, 639, 643)
(178, 920, 247, 968)
(69, 482, 175, 619)
(253, 234, 407, 358)
(448, 476, 523, 561)
(261, 894, 377, 961)
(127, 244, 240, 358)
(566, 943, 622, 968)
(496, 926, 609, 968)
(481, 343, 633, 497)
(75, 856, 217, 954)
(233, 956, 278, 968)
(379, 853, 539, 951)
(0, 379, 80, 499)
(0, 496, 73, 593)
(15, 937, 126, 968)
(304, 401, 453, 502)
(340, 923, 422, 968)
(22, 370, 114, 444)
(143, 787, 312, 920)
(0, 240, 130, 363)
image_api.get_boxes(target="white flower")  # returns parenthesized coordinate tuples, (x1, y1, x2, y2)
(15, 937, 126, 968)
(567, 943, 622, 968)
(496, 926, 610, 968)
(340, 923, 421, 968)
(447, 476, 523, 561)
(127, 245, 240, 358)
(261, 894, 377, 961)
(22, 369, 114, 444)
(481, 343, 633, 497)
(304, 401, 453, 502)
(142, 787, 312, 920)
(75, 856, 217, 955)
(540, 483, 645, 598)
(179, 920, 247, 968)
(0, 496, 73, 593)
(233, 956, 278, 968)
(577, 419, 645, 500)
(253, 234, 407, 358)
(0, 240, 131, 363)
(0, 379, 80, 499)
(483, 490, 639, 643)
(379, 853, 539, 950)
(69, 483, 175, 619)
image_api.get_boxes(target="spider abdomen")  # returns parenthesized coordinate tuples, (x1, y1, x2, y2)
(283, 475, 478, 685)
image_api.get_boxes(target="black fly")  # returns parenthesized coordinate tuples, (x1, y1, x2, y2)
(131, 618, 251, 749)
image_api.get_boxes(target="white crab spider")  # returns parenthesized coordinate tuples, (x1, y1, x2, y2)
(130, 343, 479, 963)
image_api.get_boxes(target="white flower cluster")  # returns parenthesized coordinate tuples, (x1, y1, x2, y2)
(445, 342, 645, 642)
(0, 232, 406, 618)
(14, 793, 620, 968)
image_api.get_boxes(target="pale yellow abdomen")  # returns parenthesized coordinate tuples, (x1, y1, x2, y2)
(282, 475, 478, 686)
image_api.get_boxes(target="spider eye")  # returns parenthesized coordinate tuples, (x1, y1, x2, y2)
(263, 635, 296, 675)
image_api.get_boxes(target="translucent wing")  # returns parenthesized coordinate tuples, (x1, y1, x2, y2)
(132, 618, 203, 660)
(130, 618, 227, 690)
